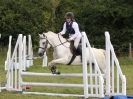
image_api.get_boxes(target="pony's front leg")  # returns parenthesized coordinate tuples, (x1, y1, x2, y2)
(48, 57, 68, 74)
(48, 57, 68, 66)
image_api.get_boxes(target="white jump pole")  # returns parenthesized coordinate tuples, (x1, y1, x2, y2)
(22, 36, 27, 71)
(5, 36, 12, 70)
(82, 32, 88, 98)
(105, 31, 111, 96)
(42, 52, 48, 67)
(18, 34, 23, 91)
(28, 35, 33, 67)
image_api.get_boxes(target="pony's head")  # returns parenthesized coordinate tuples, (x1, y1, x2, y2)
(38, 31, 69, 57)
(38, 32, 51, 56)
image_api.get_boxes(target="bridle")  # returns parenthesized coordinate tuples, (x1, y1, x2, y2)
(38, 37, 48, 50)
(39, 33, 70, 50)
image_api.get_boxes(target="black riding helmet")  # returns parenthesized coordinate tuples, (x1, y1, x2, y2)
(65, 12, 75, 21)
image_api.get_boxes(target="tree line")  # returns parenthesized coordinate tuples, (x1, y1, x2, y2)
(0, 0, 133, 51)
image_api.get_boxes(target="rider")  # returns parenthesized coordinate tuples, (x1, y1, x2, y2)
(59, 12, 82, 55)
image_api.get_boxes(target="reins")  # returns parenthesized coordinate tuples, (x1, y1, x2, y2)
(39, 33, 70, 49)
(57, 33, 70, 48)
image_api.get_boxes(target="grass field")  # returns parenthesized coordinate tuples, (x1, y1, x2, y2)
(0, 50, 133, 99)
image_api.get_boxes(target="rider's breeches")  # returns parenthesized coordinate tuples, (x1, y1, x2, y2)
(74, 36, 81, 49)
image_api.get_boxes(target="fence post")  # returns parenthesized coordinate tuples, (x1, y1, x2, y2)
(42, 52, 48, 67)
(129, 43, 132, 59)
(105, 31, 111, 96)
(82, 32, 88, 98)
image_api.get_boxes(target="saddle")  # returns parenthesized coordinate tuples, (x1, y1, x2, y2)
(67, 40, 82, 65)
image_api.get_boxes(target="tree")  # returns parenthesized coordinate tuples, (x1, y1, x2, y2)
(0, 0, 132, 51)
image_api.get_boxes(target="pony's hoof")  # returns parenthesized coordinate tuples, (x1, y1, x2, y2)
(55, 69, 61, 75)
(51, 70, 61, 75)
(56, 71, 61, 75)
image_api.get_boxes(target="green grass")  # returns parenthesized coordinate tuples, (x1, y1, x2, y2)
(0, 50, 133, 99)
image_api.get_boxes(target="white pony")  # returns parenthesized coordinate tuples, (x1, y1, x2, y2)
(38, 31, 106, 74)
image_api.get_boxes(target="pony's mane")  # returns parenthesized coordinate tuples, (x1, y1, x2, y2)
(44, 31, 68, 43)
(45, 31, 57, 37)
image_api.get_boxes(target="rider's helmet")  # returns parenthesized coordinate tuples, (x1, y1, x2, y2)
(65, 12, 75, 21)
